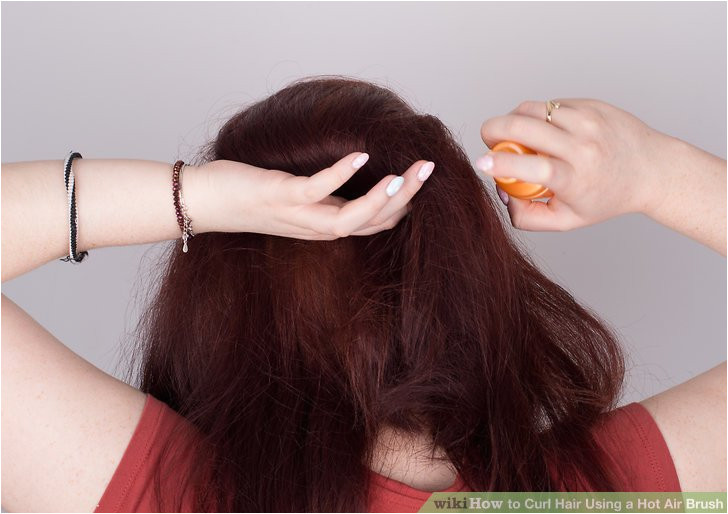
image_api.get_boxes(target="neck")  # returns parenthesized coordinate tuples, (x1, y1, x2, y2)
(369, 425, 458, 492)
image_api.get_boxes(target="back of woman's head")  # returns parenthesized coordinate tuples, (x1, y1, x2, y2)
(135, 77, 625, 511)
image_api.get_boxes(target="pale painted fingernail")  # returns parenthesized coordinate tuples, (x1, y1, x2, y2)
(476, 154, 494, 173)
(352, 153, 369, 169)
(496, 186, 510, 206)
(417, 161, 435, 182)
(386, 176, 405, 197)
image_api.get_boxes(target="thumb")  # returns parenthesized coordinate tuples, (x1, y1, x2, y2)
(497, 187, 579, 231)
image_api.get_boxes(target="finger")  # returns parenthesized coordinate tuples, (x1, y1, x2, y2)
(476, 152, 571, 193)
(293, 232, 339, 241)
(264, 224, 343, 241)
(510, 100, 608, 138)
(511, 98, 605, 114)
(318, 195, 346, 207)
(350, 207, 409, 236)
(509, 100, 580, 131)
(292, 173, 403, 237)
(330, 173, 412, 237)
(547, 98, 608, 110)
(501, 195, 581, 232)
(281, 152, 370, 204)
(480, 114, 574, 159)
(364, 160, 433, 227)
(510, 98, 571, 116)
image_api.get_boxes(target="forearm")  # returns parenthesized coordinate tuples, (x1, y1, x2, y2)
(644, 137, 727, 256)
(1, 159, 209, 282)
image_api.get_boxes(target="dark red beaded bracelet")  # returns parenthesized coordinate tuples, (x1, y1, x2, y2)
(172, 160, 194, 252)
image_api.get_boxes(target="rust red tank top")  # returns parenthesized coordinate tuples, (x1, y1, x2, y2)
(94, 394, 681, 513)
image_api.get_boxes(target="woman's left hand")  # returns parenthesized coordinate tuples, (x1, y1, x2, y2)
(476, 99, 677, 231)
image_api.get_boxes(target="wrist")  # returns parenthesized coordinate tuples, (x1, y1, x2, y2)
(180, 163, 215, 235)
(637, 133, 694, 220)
(637, 134, 726, 255)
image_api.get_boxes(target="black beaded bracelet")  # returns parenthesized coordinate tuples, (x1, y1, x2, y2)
(59, 151, 88, 264)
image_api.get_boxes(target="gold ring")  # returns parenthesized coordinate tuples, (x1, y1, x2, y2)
(546, 100, 561, 123)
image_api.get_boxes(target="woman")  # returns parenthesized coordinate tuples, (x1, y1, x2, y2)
(2, 78, 725, 512)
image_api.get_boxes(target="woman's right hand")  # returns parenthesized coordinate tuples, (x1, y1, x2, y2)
(190, 153, 433, 240)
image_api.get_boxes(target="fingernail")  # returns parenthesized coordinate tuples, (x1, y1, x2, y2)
(417, 161, 435, 182)
(496, 186, 510, 206)
(476, 154, 494, 173)
(352, 153, 369, 169)
(386, 176, 405, 197)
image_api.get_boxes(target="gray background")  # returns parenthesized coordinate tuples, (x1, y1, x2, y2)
(2, 2, 726, 407)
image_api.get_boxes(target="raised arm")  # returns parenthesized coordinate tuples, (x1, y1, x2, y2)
(1, 153, 431, 511)
(478, 98, 726, 491)
(1, 159, 207, 282)
(2, 155, 431, 281)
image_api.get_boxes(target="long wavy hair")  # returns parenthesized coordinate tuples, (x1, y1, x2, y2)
(131, 77, 625, 511)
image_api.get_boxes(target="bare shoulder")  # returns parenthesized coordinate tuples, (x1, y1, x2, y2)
(1, 294, 147, 512)
(640, 361, 726, 492)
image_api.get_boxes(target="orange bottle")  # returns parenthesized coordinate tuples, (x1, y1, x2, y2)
(490, 141, 554, 200)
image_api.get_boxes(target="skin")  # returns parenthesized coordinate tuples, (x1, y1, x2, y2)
(1, 99, 725, 511)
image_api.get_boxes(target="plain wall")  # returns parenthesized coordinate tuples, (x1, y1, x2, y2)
(2, 2, 725, 410)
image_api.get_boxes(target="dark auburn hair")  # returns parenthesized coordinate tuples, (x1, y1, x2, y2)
(132, 77, 625, 511)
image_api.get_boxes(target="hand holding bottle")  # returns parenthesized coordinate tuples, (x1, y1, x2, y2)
(476, 99, 708, 233)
